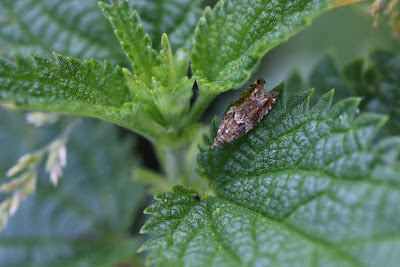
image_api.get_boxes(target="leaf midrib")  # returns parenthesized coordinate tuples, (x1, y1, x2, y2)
(211, 0, 320, 82)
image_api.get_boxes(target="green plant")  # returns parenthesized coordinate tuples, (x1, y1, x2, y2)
(0, 0, 399, 266)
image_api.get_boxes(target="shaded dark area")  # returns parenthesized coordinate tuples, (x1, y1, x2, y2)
(117, 127, 161, 235)
(135, 136, 160, 172)
(129, 195, 154, 235)
(118, 128, 161, 172)
(201, 0, 218, 8)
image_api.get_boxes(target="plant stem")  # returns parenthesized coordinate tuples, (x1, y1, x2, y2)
(151, 91, 217, 190)
(155, 144, 190, 186)
(182, 92, 215, 127)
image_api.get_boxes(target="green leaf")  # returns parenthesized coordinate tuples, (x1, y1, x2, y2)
(133, 0, 203, 51)
(123, 71, 170, 129)
(152, 77, 195, 129)
(0, 51, 195, 146)
(0, 0, 125, 63)
(140, 85, 400, 266)
(0, 53, 129, 106)
(122, 64, 194, 133)
(305, 50, 400, 136)
(99, 0, 161, 85)
(155, 34, 194, 129)
(0, 109, 145, 266)
(0, 52, 170, 140)
(191, 0, 337, 95)
(160, 33, 177, 88)
(99, 2, 195, 134)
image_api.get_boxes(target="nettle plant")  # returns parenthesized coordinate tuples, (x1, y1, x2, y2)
(0, 0, 400, 266)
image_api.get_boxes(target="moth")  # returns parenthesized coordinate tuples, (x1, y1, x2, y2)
(211, 77, 279, 148)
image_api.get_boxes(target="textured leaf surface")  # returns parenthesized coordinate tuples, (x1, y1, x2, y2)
(0, 53, 166, 137)
(140, 85, 400, 266)
(0, 53, 130, 106)
(99, 0, 161, 85)
(0, 109, 145, 267)
(0, 51, 195, 144)
(133, 0, 203, 51)
(0, 0, 125, 63)
(191, 0, 337, 95)
(99, 1, 196, 136)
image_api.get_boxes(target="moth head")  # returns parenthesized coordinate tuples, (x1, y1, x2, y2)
(257, 77, 266, 85)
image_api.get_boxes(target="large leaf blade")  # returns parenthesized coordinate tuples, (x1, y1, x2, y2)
(140, 85, 400, 266)
(0, 0, 125, 63)
(99, 0, 161, 85)
(191, 0, 337, 95)
(0, 53, 169, 138)
(0, 53, 129, 106)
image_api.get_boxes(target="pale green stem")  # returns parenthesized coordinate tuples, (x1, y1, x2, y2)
(155, 144, 191, 187)
(151, 91, 217, 189)
(182, 92, 215, 127)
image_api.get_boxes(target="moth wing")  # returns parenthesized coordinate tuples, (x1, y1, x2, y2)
(211, 77, 269, 148)
(232, 97, 260, 123)
(261, 91, 279, 116)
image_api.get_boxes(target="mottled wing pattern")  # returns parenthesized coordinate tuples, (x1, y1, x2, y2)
(211, 77, 279, 148)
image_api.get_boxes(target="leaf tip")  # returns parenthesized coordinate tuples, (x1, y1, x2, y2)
(306, 87, 315, 98)
(97, 1, 105, 9)
(52, 52, 63, 63)
(171, 185, 197, 196)
(161, 33, 171, 56)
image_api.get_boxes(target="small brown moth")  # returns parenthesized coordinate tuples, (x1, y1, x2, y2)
(211, 77, 279, 148)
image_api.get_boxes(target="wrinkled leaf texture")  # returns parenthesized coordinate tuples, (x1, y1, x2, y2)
(140, 84, 400, 267)
(0, 0, 202, 62)
(191, 0, 337, 94)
